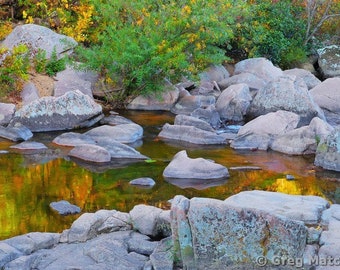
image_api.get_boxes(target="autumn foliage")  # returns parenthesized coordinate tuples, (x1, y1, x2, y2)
(0, 0, 339, 101)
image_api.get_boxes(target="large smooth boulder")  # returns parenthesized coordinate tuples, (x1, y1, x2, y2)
(158, 123, 228, 145)
(317, 45, 340, 78)
(217, 72, 266, 93)
(163, 150, 229, 179)
(270, 117, 334, 155)
(0, 103, 15, 126)
(8, 90, 103, 132)
(315, 127, 340, 172)
(216, 83, 252, 122)
(129, 205, 163, 237)
(309, 78, 340, 126)
(84, 123, 143, 144)
(199, 64, 230, 82)
(247, 75, 325, 126)
(230, 110, 300, 150)
(127, 81, 179, 111)
(1, 24, 77, 59)
(54, 65, 98, 98)
(171, 195, 308, 269)
(233, 57, 283, 82)
(283, 68, 321, 90)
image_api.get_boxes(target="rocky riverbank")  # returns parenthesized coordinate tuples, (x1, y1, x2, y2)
(1, 190, 340, 269)
(1, 24, 340, 269)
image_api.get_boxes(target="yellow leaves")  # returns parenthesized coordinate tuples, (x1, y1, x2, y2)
(22, 10, 28, 19)
(0, 21, 12, 40)
(187, 33, 198, 43)
(157, 39, 167, 53)
(182, 5, 192, 15)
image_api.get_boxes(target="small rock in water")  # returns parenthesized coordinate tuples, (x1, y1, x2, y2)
(50, 200, 81, 215)
(286, 174, 295, 181)
(129, 177, 156, 187)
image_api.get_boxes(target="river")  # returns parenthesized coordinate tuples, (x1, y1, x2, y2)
(1, 110, 340, 240)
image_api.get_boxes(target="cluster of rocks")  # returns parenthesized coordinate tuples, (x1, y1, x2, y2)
(128, 57, 340, 172)
(1, 190, 340, 269)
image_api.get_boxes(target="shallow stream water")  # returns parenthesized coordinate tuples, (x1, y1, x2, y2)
(1, 110, 340, 240)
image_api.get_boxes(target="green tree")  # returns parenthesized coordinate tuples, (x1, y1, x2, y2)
(231, 0, 307, 68)
(75, 0, 238, 100)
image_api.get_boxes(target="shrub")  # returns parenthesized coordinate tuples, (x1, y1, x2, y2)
(231, 0, 307, 68)
(75, 0, 238, 98)
(0, 44, 30, 95)
(33, 47, 67, 76)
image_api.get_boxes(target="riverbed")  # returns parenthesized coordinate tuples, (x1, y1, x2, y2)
(1, 110, 340, 240)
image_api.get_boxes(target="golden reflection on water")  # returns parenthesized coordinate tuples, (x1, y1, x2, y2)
(1, 110, 340, 240)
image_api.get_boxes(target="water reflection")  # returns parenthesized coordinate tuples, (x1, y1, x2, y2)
(1, 110, 340, 240)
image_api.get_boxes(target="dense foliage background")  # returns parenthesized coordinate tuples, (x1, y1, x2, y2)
(0, 0, 339, 103)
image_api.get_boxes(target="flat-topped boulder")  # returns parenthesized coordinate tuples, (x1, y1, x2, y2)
(84, 123, 143, 144)
(8, 90, 104, 132)
(163, 150, 229, 179)
(52, 132, 97, 147)
(68, 144, 111, 163)
(158, 123, 228, 145)
(9, 141, 47, 151)
(224, 190, 329, 225)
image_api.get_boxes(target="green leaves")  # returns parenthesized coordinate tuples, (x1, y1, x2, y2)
(76, 0, 236, 98)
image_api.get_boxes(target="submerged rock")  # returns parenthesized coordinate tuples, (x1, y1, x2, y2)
(129, 177, 156, 187)
(50, 200, 81, 215)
